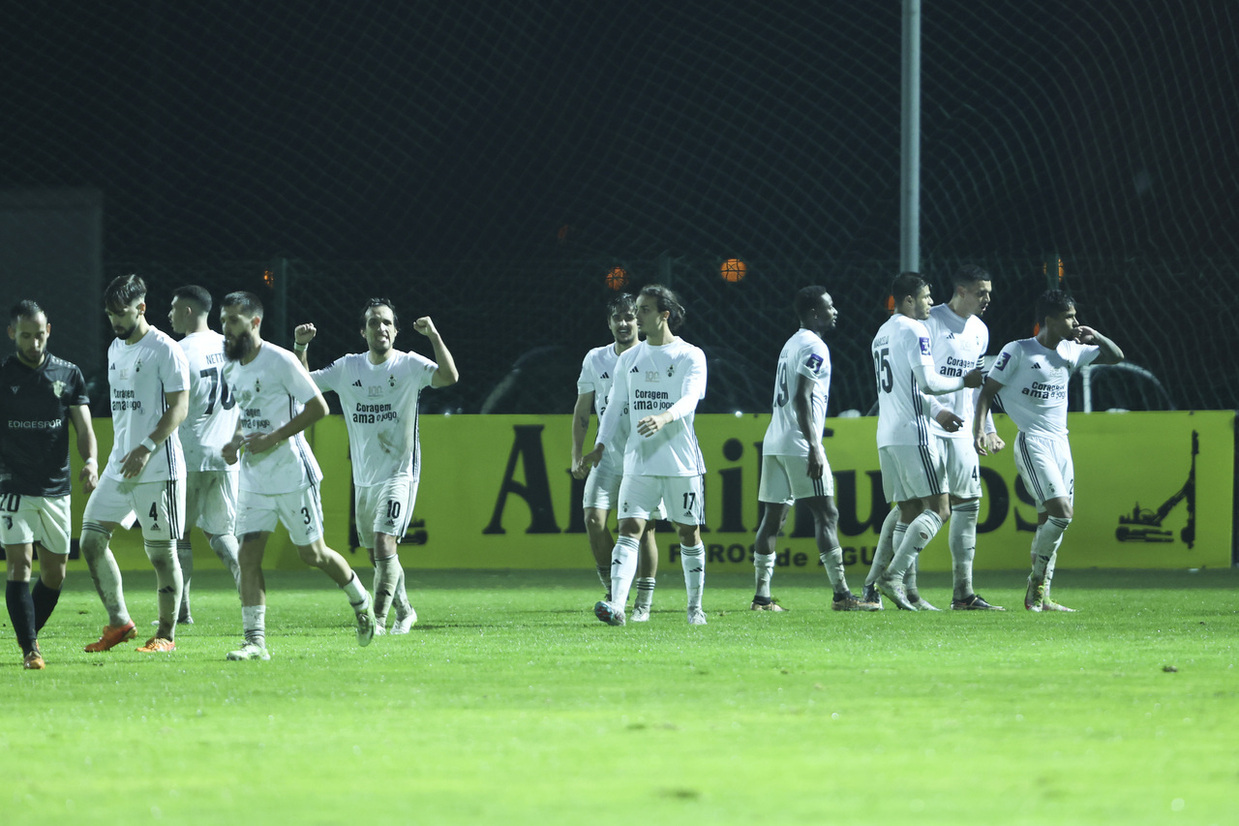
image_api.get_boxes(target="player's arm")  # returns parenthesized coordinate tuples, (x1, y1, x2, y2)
(121, 389, 188, 479)
(637, 351, 706, 436)
(571, 391, 595, 479)
(791, 373, 826, 479)
(912, 362, 982, 396)
(245, 392, 328, 455)
(1077, 326, 1124, 365)
(293, 322, 317, 370)
(587, 363, 628, 466)
(973, 377, 1005, 455)
(68, 404, 99, 493)
(222, 420, 244, 465)
(414, 317, 460, 387)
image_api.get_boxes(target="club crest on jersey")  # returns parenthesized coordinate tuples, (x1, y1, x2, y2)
(254, 378, 261, 394)
(918, 337, 932, 356)
(388, 375, 396, 388)
(666, 363, 675, 378)
(134, 359, 142, 373)
(52, 380, 65, 397)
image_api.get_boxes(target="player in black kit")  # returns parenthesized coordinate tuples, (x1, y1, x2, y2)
(2, 301, 98, 669)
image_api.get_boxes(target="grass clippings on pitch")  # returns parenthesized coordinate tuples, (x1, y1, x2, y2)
(3, 568, 1236, 826)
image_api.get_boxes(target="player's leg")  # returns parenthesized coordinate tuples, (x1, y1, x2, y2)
(629, 518, 659, 622)
(1015, 433, 1074, 611)
(134, 480, 186, 651)
(202, 470, 243, 594)
(595, 474, 660, 625)
(174, 472, 205, 624)
(79, 476, 137, 650)
(752, 453, 792, 610)
(876, 447, 948, 609)
(752, 501, 790, 609)
(4, 533, 40, 666)
(32, 540, 67, 632)
(228, 528, 272, 660)
(666, 474, 707, 625)
(364, 476, 416, 632)
(862, 506, 903, 606)
(386, 477, 417, 630)
(582, 468, 621, 598)
(284, 487, 375, 646)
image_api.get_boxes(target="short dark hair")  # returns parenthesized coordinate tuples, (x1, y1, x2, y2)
(794, 285, 827, 322)
(172, 285, 213, 314)
(953, 264, 991, 288)
(105, 274, 147, 313)
(9, 299, 45, 326)
(607, 293, 636, 318)
(1036, 289, 1075, 326)
(221, 291, 263, 318)
(891, 272, 927, 305)
(360, 298, 400, 331)
(638, 284, 687, 332)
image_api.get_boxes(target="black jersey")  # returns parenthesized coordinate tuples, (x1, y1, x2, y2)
(0, 353, 90, 497)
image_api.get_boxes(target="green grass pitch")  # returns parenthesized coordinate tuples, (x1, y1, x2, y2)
(3, 568, 1236, 825)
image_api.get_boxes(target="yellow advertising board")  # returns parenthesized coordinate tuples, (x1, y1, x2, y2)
(59, 411, 1232, 573)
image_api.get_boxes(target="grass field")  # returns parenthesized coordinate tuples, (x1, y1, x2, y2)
(3, 567, 1236, 825)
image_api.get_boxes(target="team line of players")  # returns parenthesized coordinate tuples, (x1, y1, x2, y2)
(574, 272, 1121, 626)
(2, 276, 457, 668)
(3, 269, 1122, 667)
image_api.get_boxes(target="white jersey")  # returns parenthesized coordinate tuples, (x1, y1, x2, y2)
(178, 330, 242, 472)
(310, 349, 438, 486)
(925, 304, 989, 440)
(576, 343, 633, 476)
(988, 337, 1100, 438)
(103, 326, 190, 483)
(872, 314, 935, 448)
(763, 329, 830, 457)
(223, 342, 324, 494)
(595, 338, 707, 478)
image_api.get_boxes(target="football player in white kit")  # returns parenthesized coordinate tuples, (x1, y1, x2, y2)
(219, 292, 375, 661)
(973, 289, 1123, 612)
(583, 285, 709, 626)
(863, 266, 1005, 610)
(752, 286, 876, 612)
(163, 285, 243, 623)
(80, 275, 190, 654)
(870, 273, 982, 611)
(293, 298, 458, 634)
(571, 293, 661, 621)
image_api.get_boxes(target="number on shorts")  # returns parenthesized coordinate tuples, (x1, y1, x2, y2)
(682, 491, 697, 511)
(301, 506, 313, 525)
(387, 500, 401, 520)
(0, 494, 19, 513)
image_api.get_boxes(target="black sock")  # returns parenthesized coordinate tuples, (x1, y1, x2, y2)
(31, 579, 61, 632)
(6, 580, 37, 654)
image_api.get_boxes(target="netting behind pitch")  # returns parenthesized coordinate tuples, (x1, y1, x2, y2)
(7, 0, 1238, 411)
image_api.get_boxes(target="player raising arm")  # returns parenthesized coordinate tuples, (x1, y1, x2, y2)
(973, 289, 1123, 612)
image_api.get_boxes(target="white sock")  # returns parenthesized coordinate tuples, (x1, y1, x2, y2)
(1043, 536, 1064, 596)
(341, 571, 370, 612)
(633, 576, 656, 610)
(81, 523, 131, 627)
(949, 501, 980, 600)
(865, 508, 902, 586)
(680, 543, 705, 610)
(144, 539, 182, 638)
(754, 552, 775, 600)
(373, 554, 402, 622)
(819, 546, 848, 597)
(1031, 517, 1070, 580)
(903, 558, 919, 596)
(242, 604, 266, 647)
(176, 539, 194, 618)
(886, 510, 943, 582)
(209, 533, 243, 590)
(596, 565, 611, 596)
(609, 535, 640, 608)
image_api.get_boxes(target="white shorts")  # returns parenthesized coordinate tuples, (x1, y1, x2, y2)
(879, 443, 945, 503)
(354, 475, 418, 549)
(237, 486, 325, 546)
(0, 493, 72, 555)
(583, 468, 667, 519)
(83, 475, 186, 541)
(1014, 432, 1074, 510)
(758, 453, 834, 505)
(936, 436, 982, 499)
(618, 475, 703, 526)
(184, 469, 239, 536)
